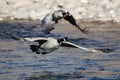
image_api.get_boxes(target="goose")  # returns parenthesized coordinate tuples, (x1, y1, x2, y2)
(40, 9, 88, 34)
(11, 36, 112, 54)
(21, 37, 99, 55)
(30, 37, 69, 54)
(10, 35, 100, 54)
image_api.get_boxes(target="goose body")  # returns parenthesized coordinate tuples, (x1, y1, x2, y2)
(30, 37, 68, 55)
(20, 37, 99, 55)
(40, 13, 56, 34)
(40, 38, 59, 49)
(40, 10, 88, 34)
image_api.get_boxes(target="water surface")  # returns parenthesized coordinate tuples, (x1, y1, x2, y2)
(0, 20, 120, 80)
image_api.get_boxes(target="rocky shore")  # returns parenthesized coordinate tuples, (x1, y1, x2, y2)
(0, 0, 120, 22)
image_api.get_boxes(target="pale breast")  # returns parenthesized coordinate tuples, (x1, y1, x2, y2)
(41, 38, 59, 49)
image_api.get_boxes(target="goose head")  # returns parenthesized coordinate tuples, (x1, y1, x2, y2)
(62, 11, 71, 17)
(57, 37, 69, 44)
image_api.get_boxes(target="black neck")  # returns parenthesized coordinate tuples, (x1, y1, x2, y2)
(57, 38, 65, 43)
(57, 37, 69, 43)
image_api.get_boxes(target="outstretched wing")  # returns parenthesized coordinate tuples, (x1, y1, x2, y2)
(61, 41, 79, 48)
(40, 13, 49, 28)
(64, 14, 78, 27)
(22, 37, 48, 46)
(23, 37, 47, 42)
(61, 41, 99, 53)
(64, 13, 89, 34)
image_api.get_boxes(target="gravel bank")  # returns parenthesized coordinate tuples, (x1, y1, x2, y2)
(0, 0, 120, 22)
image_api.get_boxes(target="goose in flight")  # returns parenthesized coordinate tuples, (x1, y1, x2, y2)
(30, 37, 69, 54)
(22, 37, 99, 55)
(11, 36, 114, 54)
(40, 10, 88, 34)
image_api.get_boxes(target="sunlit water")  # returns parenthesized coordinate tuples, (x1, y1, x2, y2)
(0, 20, 120, 80)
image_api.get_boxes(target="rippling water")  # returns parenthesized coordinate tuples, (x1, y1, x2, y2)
(0, 20, 120, 80)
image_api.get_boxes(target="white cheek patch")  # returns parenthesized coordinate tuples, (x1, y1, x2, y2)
(63, 39, 66, 41)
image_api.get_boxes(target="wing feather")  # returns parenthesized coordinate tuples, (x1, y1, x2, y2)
(64, 15, 78, 27)
(23, 37, 47, 42)
(61, 41, 99, 53)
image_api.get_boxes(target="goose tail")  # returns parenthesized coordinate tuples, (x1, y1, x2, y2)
(30, 45, 39, 52)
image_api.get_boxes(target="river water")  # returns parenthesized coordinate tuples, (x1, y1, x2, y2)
(0, 20, 120, 80)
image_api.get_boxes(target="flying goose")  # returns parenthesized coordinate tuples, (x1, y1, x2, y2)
(40, 10, 88, 34)
(21, 37, 99, 55)
(11, 36, 113, 54)
(30, 37, 69, 54)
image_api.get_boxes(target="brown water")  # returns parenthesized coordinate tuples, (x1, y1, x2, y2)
(0, 20, 120, 80)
